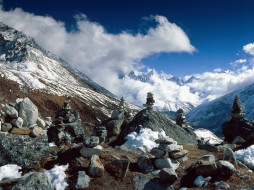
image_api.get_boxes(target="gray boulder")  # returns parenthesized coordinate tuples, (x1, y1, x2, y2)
(137, 156, 155, 174)
(223, 147, 237, 166)
(155, 158, 179, 170)
(2, 123, 12, 132)
(30, 126, 45, 137)
(168, 150, 188, 160)
(36, 118, 46, 129)
(3, 104, 18, 119)
(8, 172, 53, 190)
(159, 168, 178, 183)
(19, 98, 38, 126)
(214, 181, 230, 189)
(74, 171, 90, 189)
(232, 136, 246, 144)
(0, 132, 50, 169)
(199, 154, 215, 162)
(13, 117, 23, 128)
(217, 160, 237, 177)
(80, 145, 101, 158)
(115, 108, 198, 145)
(150, 147, 166, 158)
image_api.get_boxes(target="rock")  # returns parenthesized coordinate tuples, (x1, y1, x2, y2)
(19, 97, 39, 126)
(155, 137, 176, 145)
(159, 168, 178, 183)
(150, 147, 166, 158)
(223, 147, 237, 166)
(198, 141, 219, 152)
(0, 121, 1, 131)
(1, 123, 12, 132)
(168, 150, 188, 160)
(36, 118, 46, 128)
(94, 126, 107, 142)
(15, 98, 23, 105)
(178, 155, 188, 163)
(134, 174, 174, 190)
(194, 175, 211, 187)
(3, 104, 18, 119)
(89, 155, 104, 177)
(114, 107, 198, 146)
(108, 160, 130, 178)
(195, 161, 218, 176)
(80, 145, 101, 158)
(13, 117, 23, 128)
(44, 117, 52, 126)
(8, 172, 53, 190)
(0, 133, 50, 169)
(217, 160, 237, 177)
(90, 136, 100, 147)
(159, 144, 183, 153)
(176, 109, 186, 127)
(232, 136, 246, 144)
(137, 156, 155, 174)
(30, 126, 44, 137)
(10, 127, 30, 135)
(120, 145, 144, 155)
(214, 181, 230, 189)
(106, 119, 124, 137)
(74, 171, 90, 189)
(155, 158, 179, 170)
(199, 154, 215, 162)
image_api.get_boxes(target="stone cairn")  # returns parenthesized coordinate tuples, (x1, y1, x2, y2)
(0, 97, 49, 136)
(96, 96, 133, 143)
(222, 95, 254, 143)
(136, 137, 189, 184)
(143, 92, 155, 110)
(176, 108, 186, 127)
(231, 95, 246, 120)
(47, 100, 85, 145)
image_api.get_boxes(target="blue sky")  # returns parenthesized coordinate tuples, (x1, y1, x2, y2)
(2, 0, 254, 77)
(4, 0, 254, 76)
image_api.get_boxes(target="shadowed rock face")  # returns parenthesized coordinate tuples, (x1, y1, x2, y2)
(114, 108, 197, 146)
(0, 132, 50, 169)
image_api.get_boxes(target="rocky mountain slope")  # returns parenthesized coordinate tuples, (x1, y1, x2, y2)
(187, 82, 254, 136)
(0, 22, 139, 121)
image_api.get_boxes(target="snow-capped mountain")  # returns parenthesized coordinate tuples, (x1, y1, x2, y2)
(0, 22, 139, 118)
(186, 82, 254, 136)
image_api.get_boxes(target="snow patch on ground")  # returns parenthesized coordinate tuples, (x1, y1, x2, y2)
(234, 145, 254, 169)
(0, 164, 22, 181)
(45, 164, 69, 190)
(194, 128, 223, 145)
(49, 142, 56, 147)
(123, 128, 168, 152)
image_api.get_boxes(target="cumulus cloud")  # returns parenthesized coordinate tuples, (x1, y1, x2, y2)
(0, 6, 199, 110)
(243, 43, 254, 55)
(230, 58, 247, 67)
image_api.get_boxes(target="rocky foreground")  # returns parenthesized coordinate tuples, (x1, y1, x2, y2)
(0, 94, 253, 190)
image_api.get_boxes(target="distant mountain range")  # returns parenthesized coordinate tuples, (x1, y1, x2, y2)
(187, 82, 254, 136)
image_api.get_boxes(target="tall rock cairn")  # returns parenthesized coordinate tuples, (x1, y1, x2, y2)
(176, 109, 186, 127)
(143, 92, 155, 110)
(231, 95, 246, 120)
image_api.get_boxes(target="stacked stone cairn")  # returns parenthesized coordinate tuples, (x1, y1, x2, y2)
(137, 137, 189, 184)
(222, 95, 254, 143)
(143, 92, 155, 110)
(176, 108, 186, 127)
(47, 100, 85, 145)
(99, 96, 133, 142)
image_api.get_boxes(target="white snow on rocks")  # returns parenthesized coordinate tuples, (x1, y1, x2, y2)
(0, 164, 22, 181)
(194, 128, 223, 145)
(45, 164, 69, 190)
(123, 128, 168, 152)
(234, 145, 254, 169)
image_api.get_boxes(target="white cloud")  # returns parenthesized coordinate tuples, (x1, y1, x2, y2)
(243, 43, 254, 55)
(235, 59, 247, 64)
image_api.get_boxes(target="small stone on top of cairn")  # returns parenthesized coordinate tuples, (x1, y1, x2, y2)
(143, 92, 155, 110)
